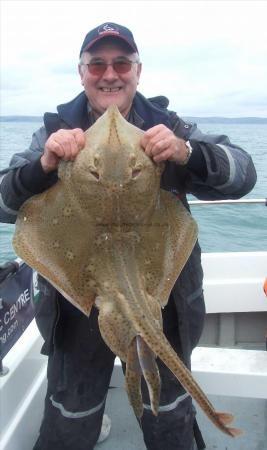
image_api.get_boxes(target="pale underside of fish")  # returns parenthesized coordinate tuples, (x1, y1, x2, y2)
(13, 105, 242, 437)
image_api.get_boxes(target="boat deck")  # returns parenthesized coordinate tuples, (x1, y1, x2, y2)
(99, 386, 267, 450)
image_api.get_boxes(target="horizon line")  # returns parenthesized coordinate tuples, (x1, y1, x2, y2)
(1, 114, 267, 119)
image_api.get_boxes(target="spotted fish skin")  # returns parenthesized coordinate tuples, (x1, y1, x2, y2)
(95, 232, 242, 438)
(13, 105, 242, 437)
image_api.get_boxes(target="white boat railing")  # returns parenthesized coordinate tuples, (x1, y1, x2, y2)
(189, 198, 266, 206)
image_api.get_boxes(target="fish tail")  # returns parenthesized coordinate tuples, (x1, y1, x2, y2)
(228, 428, 243, 437)
(135, 317, 243, 437)
(112, 251, 242, 437)
(215, 412, 234, 424)
(214, 412, 242, 436)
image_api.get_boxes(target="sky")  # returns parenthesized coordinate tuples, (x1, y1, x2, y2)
(1, 0, 267, 117)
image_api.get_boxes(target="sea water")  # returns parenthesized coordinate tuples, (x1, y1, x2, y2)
(0, 120, 266, 265)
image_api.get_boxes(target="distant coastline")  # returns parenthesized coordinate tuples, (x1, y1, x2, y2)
(0, 116, 43, 122)
(0, 116, 267, 124)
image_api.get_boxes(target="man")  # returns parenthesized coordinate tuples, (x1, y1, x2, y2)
(0, 23, 256, 450)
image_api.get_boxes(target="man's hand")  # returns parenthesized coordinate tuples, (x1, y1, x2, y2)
(140, 124, 189, 164)
(41, 128, 85, 173)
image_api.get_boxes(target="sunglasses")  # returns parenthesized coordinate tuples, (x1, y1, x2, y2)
(82, 59, 138, 76)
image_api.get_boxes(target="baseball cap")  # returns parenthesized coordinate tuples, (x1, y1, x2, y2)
(79, 22, 139, 56)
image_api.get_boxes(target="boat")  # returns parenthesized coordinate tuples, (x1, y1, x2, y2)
(1, 199, 267, 450)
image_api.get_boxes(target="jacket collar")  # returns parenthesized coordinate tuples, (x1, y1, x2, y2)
(57, 92, 90, 130)
(132, 91, 172, 130)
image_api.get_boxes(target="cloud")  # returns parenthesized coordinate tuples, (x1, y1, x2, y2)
(1, 0, 267, 116)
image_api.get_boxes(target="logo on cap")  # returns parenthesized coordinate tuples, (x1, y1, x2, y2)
(98, 24, 120, 36)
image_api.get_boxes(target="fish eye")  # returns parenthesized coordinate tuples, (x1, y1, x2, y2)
(132, 168, 141, 179)
(88, 164, 100, 180)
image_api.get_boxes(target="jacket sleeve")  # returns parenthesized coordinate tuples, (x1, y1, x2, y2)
(0, 126, 57, 224)
(165, 119, 257, 200)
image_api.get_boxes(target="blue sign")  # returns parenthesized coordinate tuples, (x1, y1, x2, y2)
(0, 262, 37, 359)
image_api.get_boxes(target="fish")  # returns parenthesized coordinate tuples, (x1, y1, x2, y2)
(13, 104, 242, 437)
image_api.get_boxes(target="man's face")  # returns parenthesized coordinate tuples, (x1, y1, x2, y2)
(79, 42, 142, 118)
